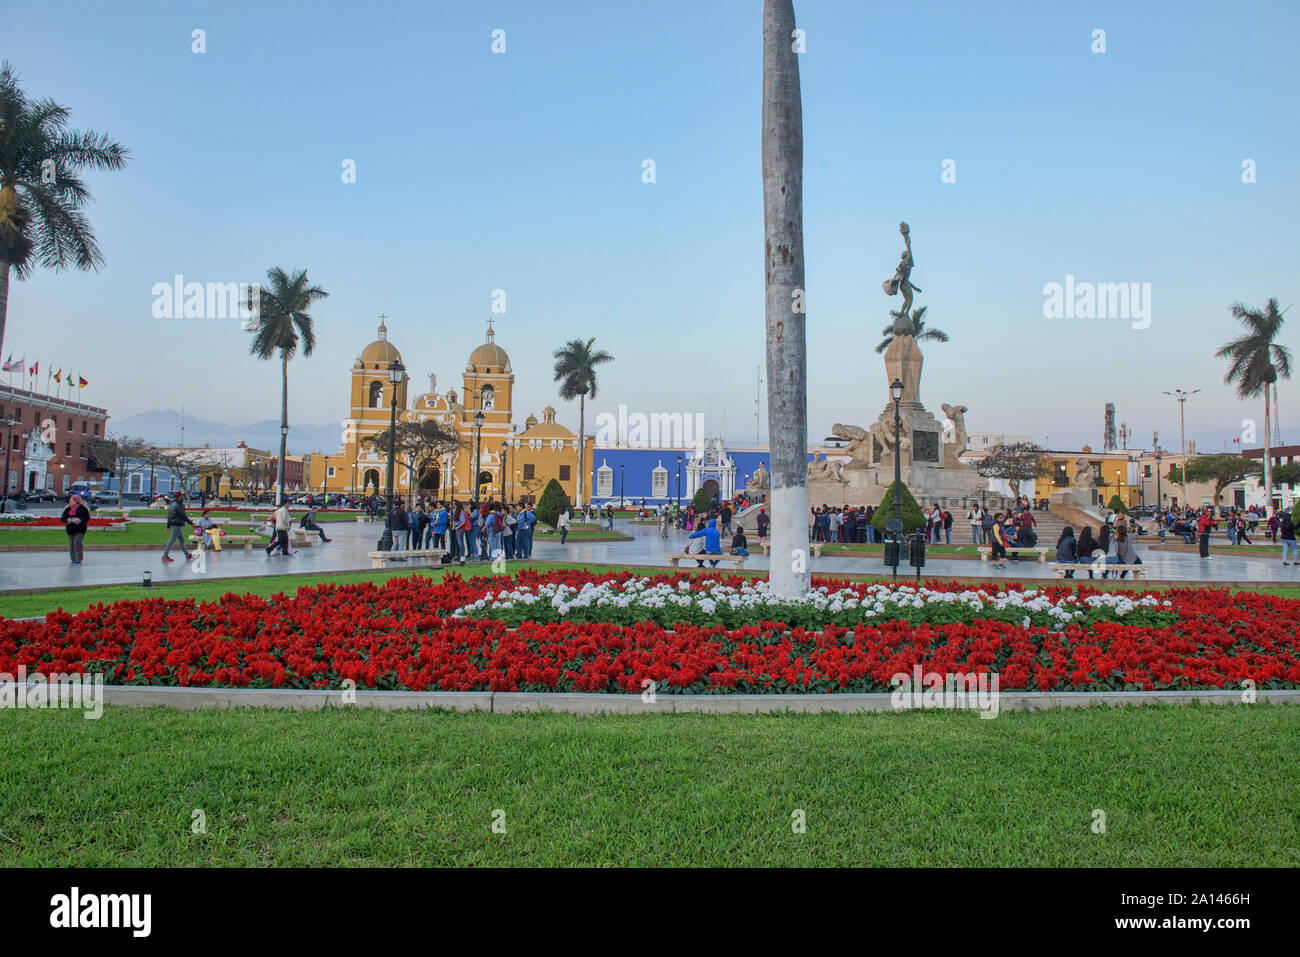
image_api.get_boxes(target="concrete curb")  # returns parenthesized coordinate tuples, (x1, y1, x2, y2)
(96, 685, 1300, 714)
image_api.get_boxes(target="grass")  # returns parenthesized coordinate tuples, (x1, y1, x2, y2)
(532, 526, 631, 541)
(0, 524, 202, 547)
(120, 509, 358, 523)
(0, 705, 1295, 866)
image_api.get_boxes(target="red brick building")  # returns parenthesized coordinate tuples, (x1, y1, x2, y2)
(0, 384, 110, 496)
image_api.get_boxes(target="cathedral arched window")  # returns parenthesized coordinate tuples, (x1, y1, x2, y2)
(368, 380, 384, 408)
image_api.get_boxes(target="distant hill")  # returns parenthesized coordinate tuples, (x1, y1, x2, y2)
(113, 409, 345, 455)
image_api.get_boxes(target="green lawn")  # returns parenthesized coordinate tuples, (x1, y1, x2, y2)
(0, 705, 1294, 866)
(120, 509, 359, 523)
(0, 523, 208, 547)
(532, 526, 631, 541)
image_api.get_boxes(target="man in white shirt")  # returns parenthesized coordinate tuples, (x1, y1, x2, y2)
(266, 499, 292, 556)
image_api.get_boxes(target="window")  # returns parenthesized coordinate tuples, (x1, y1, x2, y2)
(129, 474, 143, 493)
(368, 380, 384, 408)
(1143, 465, 1151, 478)
(67, 418, 73, 431)
(94, 423, 99, 436)
(327, 466, 335, 477)
(523, 464, 535, 480)
(65, 442, 72, 456)
(81, 421, 86, 433)
(559, 465, 571, 481)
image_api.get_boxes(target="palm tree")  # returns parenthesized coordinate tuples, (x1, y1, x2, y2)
(0, 62, 129, 355)
(762, 0, 809, 597)
(1216, 298, 1292, 508)
(874, 306, 949, 354)
(552, 337, 613, 509)
(247, 267, 328, 503)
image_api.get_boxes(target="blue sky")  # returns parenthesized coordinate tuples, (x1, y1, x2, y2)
(3, 0, 1297, 452)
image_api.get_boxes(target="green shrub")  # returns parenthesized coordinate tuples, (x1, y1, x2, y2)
(534, 479, 570, 528)
(690, 488, 713, 513)
(1107, 495, 1128, 514)
(871, 482, 926, 534)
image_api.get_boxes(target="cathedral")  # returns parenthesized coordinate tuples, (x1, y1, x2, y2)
(316, 319, 592, 503)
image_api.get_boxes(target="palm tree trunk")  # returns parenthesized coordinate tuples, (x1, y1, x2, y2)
(0, 260, 10, 359)
(277, 350, 288, 504)
(1263, 386, 1273, 512)
(762, 0, 810, 597)
(577, 393, 586, 509)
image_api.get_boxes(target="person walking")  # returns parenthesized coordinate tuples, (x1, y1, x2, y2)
(266, 498, 292, 557)
(61, 493, 90, 564)
(558, 506, 570, 545)
(1280, 511, 1296, 566)
(161, 492, 195, 563)
(968, 506, 982, 545)
(756, 507, 770, 545)
(980, 507, 994, 548)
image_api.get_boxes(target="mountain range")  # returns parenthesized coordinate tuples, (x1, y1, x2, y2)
(113, 410, 344, 455)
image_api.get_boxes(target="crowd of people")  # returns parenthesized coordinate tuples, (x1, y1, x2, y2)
(382, 497, 541, 562)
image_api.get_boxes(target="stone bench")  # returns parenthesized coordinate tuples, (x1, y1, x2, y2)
(189, 533, 261, 552)
(665, 552, 746, 569)
(367, 548, 447, 569)
(761, 541, 822, 558)
(978, 545, 1053, 563)
(290, 528, 315, 547)
(1049, 562, 1147, 580)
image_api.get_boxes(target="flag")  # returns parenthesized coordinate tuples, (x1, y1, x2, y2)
(29, 361, 37, 377)
(1, 354, 20, 373)
(78, 376, 88, 388)
(53, 369, 62, 383)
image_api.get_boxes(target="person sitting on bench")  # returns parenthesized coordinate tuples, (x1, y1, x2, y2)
(300, 507, 332, 543)
(731, 526, 749, 558)
(689, 517, 722, 568)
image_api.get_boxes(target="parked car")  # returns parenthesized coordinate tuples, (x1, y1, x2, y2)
(89, 489, 118, 506)
(22, 488, 56, 503)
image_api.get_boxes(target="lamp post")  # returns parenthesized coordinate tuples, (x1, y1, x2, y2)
(1162, 388, 1200, 510)
(515, 468, 521, 506)
(501, 440, 508, 505)
(472, 407, 485, 503)
(619, 463, 625, 508)
(1155, 447, 1163, 513)
(377, 359, 406, 550)
(891, 378, 904, 526)
(322, 453, 329, 505)
(676, 454, 682, 508)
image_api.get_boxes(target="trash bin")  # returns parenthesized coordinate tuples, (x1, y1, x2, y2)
(909, 533, 926, 569)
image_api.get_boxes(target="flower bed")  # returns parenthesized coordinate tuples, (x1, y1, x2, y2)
(1, 570, 1297, 694)
(0, 516, 126, 528)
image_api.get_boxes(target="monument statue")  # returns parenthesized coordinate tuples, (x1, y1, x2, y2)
(882, 221, 922, 318)
(808, 454, 846, 484)
(1073, 459, 1096, 489)
(940, 403, 969, 467)
(746, 461, 770, 497)
(831, 423, 873, 469)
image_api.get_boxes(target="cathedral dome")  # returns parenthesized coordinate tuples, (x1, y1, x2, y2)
(360, 319, 402, 365)
(467, 323, 510, 372)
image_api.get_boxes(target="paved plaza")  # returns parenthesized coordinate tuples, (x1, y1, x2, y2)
(2, 515, 1295, 592)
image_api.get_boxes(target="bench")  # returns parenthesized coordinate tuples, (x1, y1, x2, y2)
(665, 552, 747, 568)
(189, 533, 262, 552)
(977, 545, 1054, 563)
(761, 541, 822, 557)
(290, 528, 315, 547)
(1049, 562, 1147, 580)
(367, 548, 447, 569)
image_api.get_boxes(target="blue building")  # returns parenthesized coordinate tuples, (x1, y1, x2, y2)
(590, 438, 832, 506)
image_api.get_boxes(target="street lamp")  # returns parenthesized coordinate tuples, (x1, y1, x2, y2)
(1162, 388, 1200, 510)
(676, 454, 682, 508)
(501, 439, 508, 505)
(321, 453, 329, 505)
(891, 378, 904, 527)
(619, 463, 625, 508)
(473, 407, 485, 503)
(377, 359, 406, 550)
(1, 418, 21, 508)
(1155, 446, 1163, 513)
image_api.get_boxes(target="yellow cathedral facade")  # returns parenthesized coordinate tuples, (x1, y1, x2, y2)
(312, 319, 592, 504)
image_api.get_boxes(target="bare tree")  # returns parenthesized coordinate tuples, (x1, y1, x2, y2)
(975, 443, 1052, 499)
(762, 0, 809, 596)
(86, 434, 156, 508)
